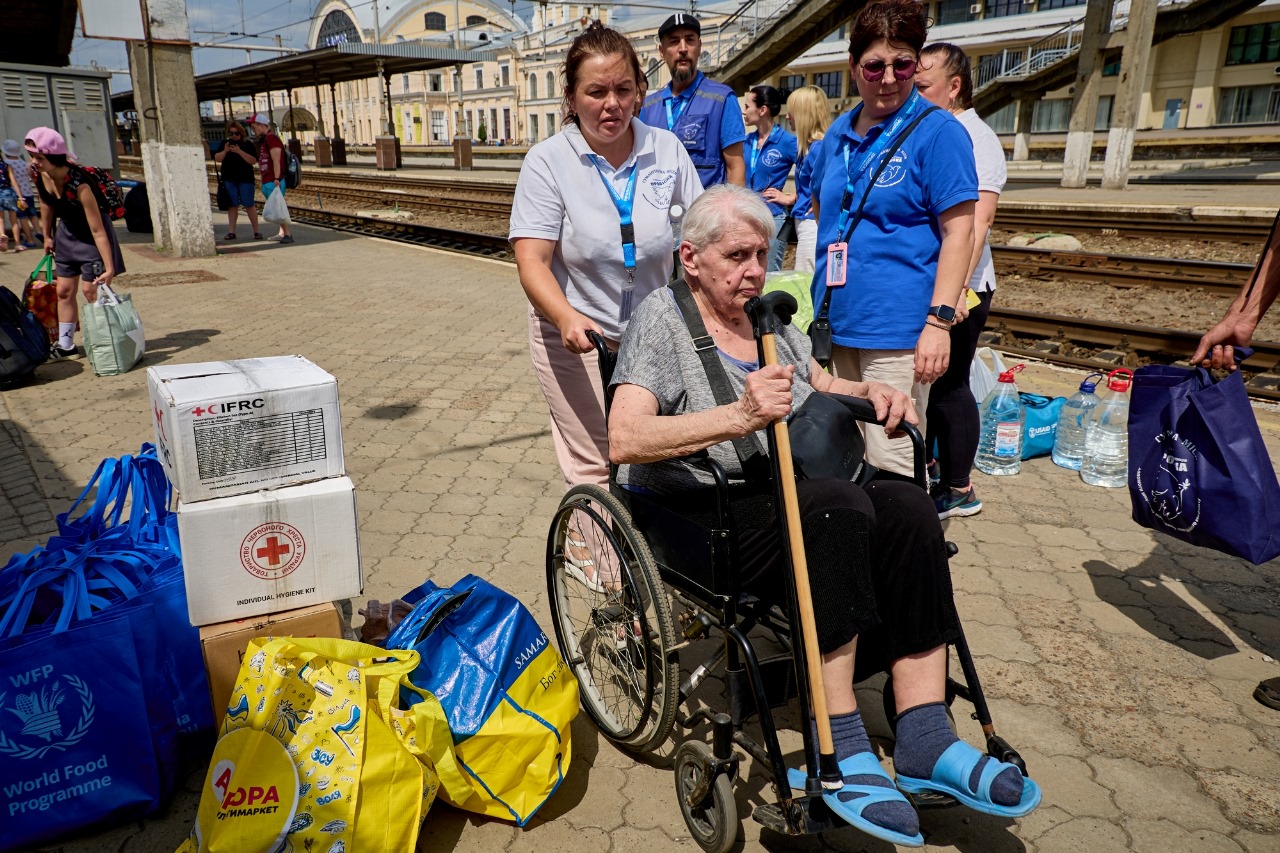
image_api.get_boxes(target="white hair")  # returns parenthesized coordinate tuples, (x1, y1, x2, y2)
(681, 183, 775, 252)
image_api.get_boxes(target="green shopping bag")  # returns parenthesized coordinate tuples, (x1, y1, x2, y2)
(764, 271, 815, 334)
(82, 284, 144, 376)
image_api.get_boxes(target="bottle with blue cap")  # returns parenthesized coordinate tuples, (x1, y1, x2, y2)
(1051, 372, 1104, 470)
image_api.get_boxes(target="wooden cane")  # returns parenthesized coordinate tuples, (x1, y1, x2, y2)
(758, 329, 842, 790)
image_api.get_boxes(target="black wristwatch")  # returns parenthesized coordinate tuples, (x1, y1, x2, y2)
(927, 304, 957, 324)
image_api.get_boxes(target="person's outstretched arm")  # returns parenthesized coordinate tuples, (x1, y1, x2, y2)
(1192, 212, 1280, 370)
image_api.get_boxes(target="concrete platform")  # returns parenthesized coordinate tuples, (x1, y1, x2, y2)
(0, 220, 1278, 852)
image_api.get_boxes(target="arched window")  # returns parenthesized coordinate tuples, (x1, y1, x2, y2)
(423, 11, 446, 30)
(529, 74, 538, 99)
(317, 10, 361, 47)
(546, 71, 556, 98)
(466, 14, 487, 26)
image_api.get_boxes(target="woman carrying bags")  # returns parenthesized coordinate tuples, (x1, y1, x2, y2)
(25, 127, 125, 359)
(743, 84, 797, 272)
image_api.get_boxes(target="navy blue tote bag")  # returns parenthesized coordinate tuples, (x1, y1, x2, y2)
(1128, 361, 1280, 565)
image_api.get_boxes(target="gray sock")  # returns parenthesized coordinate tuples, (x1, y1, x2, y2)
(811, 711, 919, 837)
(894, 702, 1023, 807)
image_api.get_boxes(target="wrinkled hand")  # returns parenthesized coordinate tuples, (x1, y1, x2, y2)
(559, 309, 605, 355)
(1191, 311, 1256, 371)
(737, 364, 794, 433)
(863, 381, 917, 436)
(914, 324, 951, 384)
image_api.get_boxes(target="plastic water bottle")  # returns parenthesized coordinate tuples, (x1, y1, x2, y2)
(1081, 368, 1134, 488)
(975, 364, 1026, 476)
(1051, 372, 1104, 470)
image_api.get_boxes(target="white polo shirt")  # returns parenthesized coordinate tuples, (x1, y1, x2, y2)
(510, 117, 704, 341)
(956, 108, 1007, 293)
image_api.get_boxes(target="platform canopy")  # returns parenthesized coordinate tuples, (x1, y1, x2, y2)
(110, 41, 497, 112)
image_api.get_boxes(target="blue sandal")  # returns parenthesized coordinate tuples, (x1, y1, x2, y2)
(895, 741, 1042, 818)
(786, 753, 925, 848)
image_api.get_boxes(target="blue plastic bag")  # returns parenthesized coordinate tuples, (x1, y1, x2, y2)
(386, 575, 578, 825)
(1020, 393, 1066, 460)
(1128, 362, 1280, 565)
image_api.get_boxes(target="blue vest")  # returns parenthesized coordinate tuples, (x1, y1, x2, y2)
(640, 73, 737, 187)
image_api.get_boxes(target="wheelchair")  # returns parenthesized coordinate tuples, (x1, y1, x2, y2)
(543, 294, 1028, 852)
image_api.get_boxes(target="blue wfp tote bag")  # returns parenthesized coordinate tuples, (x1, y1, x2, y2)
(385, 574, 579, 825)
(1128, 357, 1280, 565)
(0, 564, 177, 852)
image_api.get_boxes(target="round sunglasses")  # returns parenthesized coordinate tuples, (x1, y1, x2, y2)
(859, 57, 918, 83)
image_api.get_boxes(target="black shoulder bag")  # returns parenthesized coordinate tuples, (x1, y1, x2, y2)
(667, 279, 771, 481)
(809, 105, 940, 367)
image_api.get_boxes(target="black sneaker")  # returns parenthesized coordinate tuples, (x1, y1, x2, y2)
(52, 345, 79, 359)
(278, 235, 295, 244)
(935, 486, 983, 520)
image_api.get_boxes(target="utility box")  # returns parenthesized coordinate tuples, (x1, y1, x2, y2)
(375, 135, 398, 170)
(331, 136, 347, 166)
(0, 62, 117, 170)
(453, 134, 473, 170)
(314, 136, 333, 167)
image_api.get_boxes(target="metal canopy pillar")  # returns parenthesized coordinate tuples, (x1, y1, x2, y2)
(1062, 0, 1114, 188)
(1102, 0, 1159, 189)
(126, 38, 215, 258)
(375, 58, 401, 170)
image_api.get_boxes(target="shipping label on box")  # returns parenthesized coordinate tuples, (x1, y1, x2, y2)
(178, 475, 363, 625)
(148, 355, 345, 502)
(200, 602, 345, 727)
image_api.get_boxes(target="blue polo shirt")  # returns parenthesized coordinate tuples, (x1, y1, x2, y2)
(640, 71, 747, 187)
(810, 99, 977, 350)
(745, 124, 797, 216)
(792, 137, 824, 222)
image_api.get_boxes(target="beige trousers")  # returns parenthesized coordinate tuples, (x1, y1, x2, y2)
(527, 306, 611, 490)
(830, 345, 931, 478)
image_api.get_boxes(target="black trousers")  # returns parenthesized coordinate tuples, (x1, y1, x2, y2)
(926, 290, 994, 490)
(663, 476, 961, 680)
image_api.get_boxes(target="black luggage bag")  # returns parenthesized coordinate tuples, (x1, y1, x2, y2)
(0, 285, 51, 387)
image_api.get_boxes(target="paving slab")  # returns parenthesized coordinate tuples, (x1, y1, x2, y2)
(0, 219, 1278, 853)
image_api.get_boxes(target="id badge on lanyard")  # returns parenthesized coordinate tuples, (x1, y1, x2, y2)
(591, 157, 640, 322)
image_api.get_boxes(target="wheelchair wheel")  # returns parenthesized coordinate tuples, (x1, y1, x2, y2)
(546, 484, 679, 753)
(674, 741, 738, 853)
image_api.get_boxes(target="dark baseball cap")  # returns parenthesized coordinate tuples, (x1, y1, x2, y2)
(658, 13, 700, 39)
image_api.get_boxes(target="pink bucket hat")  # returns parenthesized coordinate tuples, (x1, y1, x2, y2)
(24, 127, 67, 156)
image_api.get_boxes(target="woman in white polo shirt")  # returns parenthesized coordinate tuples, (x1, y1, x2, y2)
(510, 22, 703, 494)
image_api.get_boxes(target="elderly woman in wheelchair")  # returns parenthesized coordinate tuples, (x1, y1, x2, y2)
(545, 185, 1039, 849)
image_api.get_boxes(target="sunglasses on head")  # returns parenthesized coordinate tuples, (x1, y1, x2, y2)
(859, 57, 917, 83)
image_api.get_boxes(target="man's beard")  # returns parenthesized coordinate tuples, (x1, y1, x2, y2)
(672, 64, 696, 85)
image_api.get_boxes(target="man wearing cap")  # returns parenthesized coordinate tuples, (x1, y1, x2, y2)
(639, 14, 746, 189)
(248, 113, 293, 244)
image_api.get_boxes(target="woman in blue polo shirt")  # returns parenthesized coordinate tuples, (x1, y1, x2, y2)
(809, 0, 977, 478)
(742, 85, 797, 272)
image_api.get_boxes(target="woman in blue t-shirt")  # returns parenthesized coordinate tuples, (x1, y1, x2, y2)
(809, 0, 977, 478)
(742, 85, 797, 272)
(768, 86, 831, 273)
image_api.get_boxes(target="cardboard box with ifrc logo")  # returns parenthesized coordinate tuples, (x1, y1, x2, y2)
(199, 602, 345, 726)
(148, 356, 345, 503)
(177, 476, 362, 626)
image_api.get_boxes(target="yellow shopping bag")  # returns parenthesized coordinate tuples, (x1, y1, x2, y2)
(176, 637, 469, 853)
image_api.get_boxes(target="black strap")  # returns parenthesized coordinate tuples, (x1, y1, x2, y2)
(667, 279, 768, 471)
(813, 105, 941, 326)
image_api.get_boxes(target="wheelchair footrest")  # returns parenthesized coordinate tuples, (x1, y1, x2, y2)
(751, 794, 844, 836)
(903, 789, 960, 810)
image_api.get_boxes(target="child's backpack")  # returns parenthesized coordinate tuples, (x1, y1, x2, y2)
(0, 285, 50, 387)
(76, 163, 126, 220)
(284, 150, 302, 189)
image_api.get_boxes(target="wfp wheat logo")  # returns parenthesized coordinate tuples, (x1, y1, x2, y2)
(0, 667, 95, 760)
(1135, 430, 1202, 533)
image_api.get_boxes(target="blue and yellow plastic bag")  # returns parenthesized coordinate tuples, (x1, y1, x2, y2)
(386, 575, 579, 825)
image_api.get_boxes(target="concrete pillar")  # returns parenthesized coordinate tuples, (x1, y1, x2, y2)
(1061, 0, 1113, 188)
(126, 40, 215, 258)
(1012, 98, 1035, 161)
(1102, 0, 1158, 190)
(1187, 29, 1224, 129)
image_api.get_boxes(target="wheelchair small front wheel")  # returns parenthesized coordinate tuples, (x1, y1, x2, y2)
(674, 741, 738, 853)
(546, 484, 679, 753)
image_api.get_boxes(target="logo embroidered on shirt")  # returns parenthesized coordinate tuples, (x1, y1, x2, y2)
(642, 170, 676, 209)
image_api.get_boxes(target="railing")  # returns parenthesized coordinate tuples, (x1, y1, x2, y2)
(708, 0, 804, 67)
(974, 17, 1083, 92)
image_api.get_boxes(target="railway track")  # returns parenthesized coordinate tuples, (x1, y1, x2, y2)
(992, 209, 1271, 242)
(991, 246, 1253, 294)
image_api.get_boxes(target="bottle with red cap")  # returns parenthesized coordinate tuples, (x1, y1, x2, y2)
(975, 363, 1026, 476)
(1081, 368, 1134, 488)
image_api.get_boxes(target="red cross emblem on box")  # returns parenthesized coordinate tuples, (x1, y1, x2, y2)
(240, 522, 306, 580)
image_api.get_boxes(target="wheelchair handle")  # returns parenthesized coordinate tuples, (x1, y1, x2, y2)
(586, 330, 610, 361)
(825, 394, 928, 489)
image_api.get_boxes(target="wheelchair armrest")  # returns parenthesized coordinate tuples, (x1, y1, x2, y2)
(824, 393, 927, 488)
(676, 451, 732, 527)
